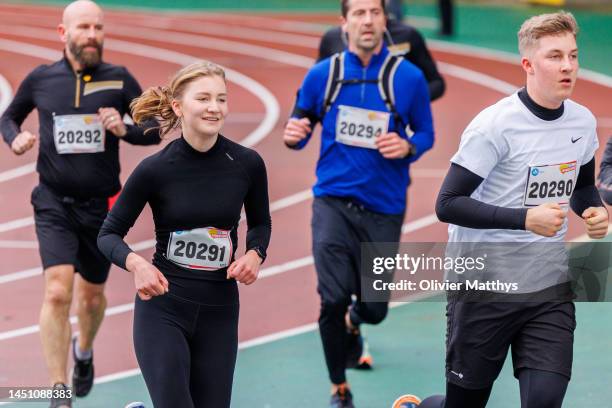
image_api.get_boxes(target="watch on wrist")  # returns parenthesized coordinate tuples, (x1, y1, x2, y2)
(405, 140, 416, 158)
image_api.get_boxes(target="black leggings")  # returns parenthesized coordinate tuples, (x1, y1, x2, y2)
(133, 278, 239, 408)
(420, 369, 569, 408)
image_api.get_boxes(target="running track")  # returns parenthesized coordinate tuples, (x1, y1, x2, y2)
(0, 3, 611, 389)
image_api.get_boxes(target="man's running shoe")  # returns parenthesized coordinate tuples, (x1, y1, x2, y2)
(355, 336, 373, 370)
(391, 394, 421, 408)
(330, 385, 355, 408)
(49, 383, 71, 408)
(71, 336, 94, 397)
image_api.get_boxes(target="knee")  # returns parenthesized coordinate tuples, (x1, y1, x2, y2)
(365, 306, 388, 325)
(78, 292, 106, 314)
(44, 283, 72, 309)
(319, 299, 350, 319)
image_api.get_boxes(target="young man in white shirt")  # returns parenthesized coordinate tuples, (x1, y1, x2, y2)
(405, 11, 608, 408)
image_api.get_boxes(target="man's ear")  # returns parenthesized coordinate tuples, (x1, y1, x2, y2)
(521, 55, 534, 75)
(58, 24, 68, 44)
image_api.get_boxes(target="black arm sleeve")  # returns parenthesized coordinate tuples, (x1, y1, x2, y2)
(571, 158, 604, 215)
(242, 151, 272, 261)
(97, 161, 151, 269)
(598, 137, 612, 205)
(435, 163, 527, 229)
(405, 30, 445, 101)
(0, 70, 37, 146)
(120, 69, 161, 146)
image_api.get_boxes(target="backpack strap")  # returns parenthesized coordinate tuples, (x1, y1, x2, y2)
(378, 54, 407, 131)
(321, 52, 345, 117)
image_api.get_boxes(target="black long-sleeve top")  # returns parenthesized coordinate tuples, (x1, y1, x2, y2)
(317, 19, 446, 101)
(0, 57, 161, 198)
(97, 135, 271, 282)
(436, 89, 603, 229)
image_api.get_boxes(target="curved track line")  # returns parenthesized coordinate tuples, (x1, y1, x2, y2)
(0, 20, 519, 196)
(0, 9, 609, 87)
(0, 27, 280, 148)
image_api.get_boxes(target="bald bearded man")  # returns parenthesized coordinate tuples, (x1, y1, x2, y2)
(0, 1, 160, 406)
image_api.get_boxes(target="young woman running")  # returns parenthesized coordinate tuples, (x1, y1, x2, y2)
(98, 61, 271, 408)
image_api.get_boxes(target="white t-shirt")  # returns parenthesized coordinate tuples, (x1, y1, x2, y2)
(446, 93, 599, 292)
(449, 92, 598, 243)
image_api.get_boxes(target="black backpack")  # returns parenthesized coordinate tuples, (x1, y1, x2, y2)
(322, 52, 407, 130)
(292, 51, 407, 131)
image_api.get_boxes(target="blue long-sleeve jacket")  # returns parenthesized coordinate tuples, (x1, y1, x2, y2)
(292, 46, 434, 214)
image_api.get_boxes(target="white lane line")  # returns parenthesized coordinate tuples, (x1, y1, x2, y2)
(130, 18, 321, 48)
(437, 61, 518, 94)
(428, 39, 612, 89)
(0, 167, 445, 237)
(124, 14, 612, 88)
(0, 11, 610, 88)
(0, 292, 436, 399)
(0, 162, 36, 183)
(0, 216, 34, 233)
(107, 24, 314, 69)
(270, 189, 312, 212)
(103, 37, 280, 149)
(402, 214, 439, 235)
(0, 26, 280, 149)
(0, 71, 12, 115)
(0, 37, 60, 60)
(0, 18, 517, 214)
(55, 296, 436, 390)
(0, 21, 284, 185)
(597, 117, 612, 128)
(0, 30, 279, 229)
(0, 267, 40, 284)
(0, 211, 442, 341)
(0, 240, 37, 248)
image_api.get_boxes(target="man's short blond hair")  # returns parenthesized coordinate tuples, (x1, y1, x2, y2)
(517, 11, 578, 56)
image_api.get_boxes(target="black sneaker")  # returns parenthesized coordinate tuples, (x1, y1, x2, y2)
(49, 383, 72, 408)
(71, 336, 94, 397)
(330, 386, 355, 408)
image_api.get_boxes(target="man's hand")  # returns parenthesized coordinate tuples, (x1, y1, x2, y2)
(283, 117, 311, 147)
(11, 131, 37, 155)
(98, 107, 127, 137)
(525, 202, 566, 237)
(582, 207, 609, 239)
(376, 132, 412, 159)
(227, 250, 263, 285)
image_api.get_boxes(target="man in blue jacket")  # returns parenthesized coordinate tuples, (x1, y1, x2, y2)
(283, 0, 434, 406)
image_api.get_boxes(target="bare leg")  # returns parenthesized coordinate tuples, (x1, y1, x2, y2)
(39, 265, 74, 385)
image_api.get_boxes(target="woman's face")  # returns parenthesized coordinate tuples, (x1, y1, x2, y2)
(173, 75, 228, 138)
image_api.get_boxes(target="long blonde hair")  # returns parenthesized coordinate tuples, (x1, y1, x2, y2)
(131, 61, 226, 137)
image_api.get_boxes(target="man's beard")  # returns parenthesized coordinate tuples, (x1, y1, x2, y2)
(68, 37, 103, 68)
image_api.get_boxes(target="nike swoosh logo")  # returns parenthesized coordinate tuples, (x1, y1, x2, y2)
(572, 136, 583, 143)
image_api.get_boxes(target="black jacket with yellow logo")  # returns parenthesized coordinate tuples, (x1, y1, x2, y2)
(0, 57, 161, 198)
